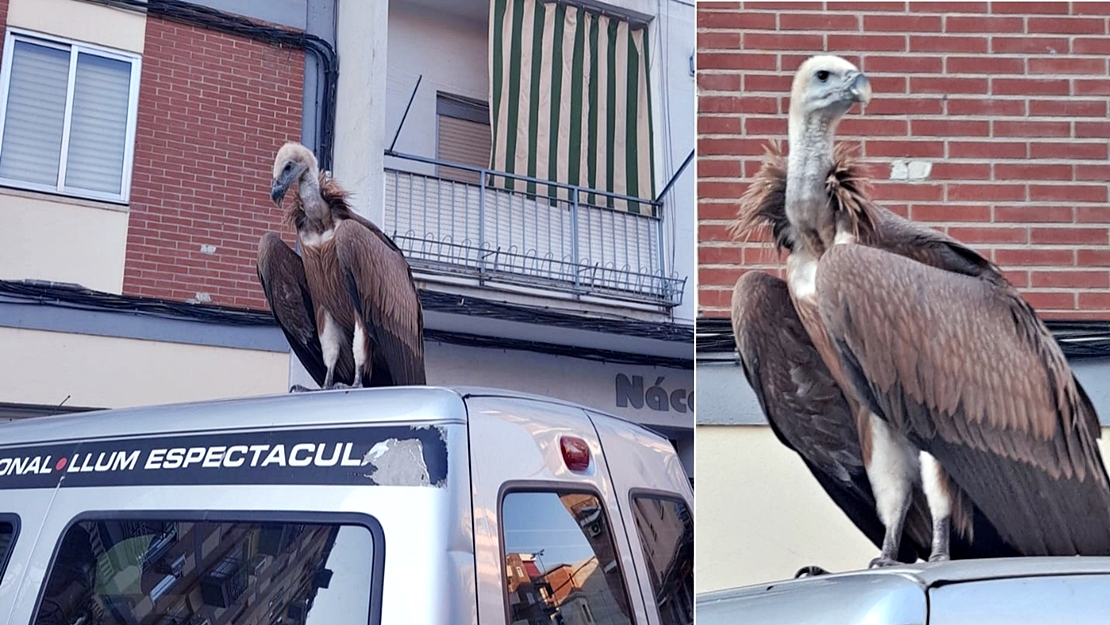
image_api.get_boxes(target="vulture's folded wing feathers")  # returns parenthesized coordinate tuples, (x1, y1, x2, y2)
(816, 243, 1110, 556)
(334, 219, 427, 386)
(257, 233, 328, 387)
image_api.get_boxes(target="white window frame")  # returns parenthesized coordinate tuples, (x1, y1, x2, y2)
(0, 28, 142, 204)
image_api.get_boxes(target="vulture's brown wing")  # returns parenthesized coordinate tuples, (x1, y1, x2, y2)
(257, 233, 328, 387)
(869, 208, 1004, 282)
(732, 271, 931, 563)
(334, 220, 427, 386)
(816, 243, 1110, 556)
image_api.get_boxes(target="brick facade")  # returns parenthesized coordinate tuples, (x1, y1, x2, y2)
(698, 2, 1110, 319)
(123, 16, 304, 310)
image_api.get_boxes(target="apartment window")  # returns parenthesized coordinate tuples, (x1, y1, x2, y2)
(436, 92, 490, 184)
(0, 30, 141, 203)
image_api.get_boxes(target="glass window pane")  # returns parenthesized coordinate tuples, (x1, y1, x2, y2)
(33, 518, 375, 625)
(502, 490, 633, 625)
(0, 518, 16, 578)
(631, 496, 694, 625)
(65, 51, 131, 195)
(0, 40, 68, 186)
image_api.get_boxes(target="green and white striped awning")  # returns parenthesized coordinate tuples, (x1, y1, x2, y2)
(489, 0, 656, 214)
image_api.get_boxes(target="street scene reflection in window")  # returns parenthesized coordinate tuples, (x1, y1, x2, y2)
(502, 491, 632, 625)
(33, 518, 374, 625)
(630, 496, 694, 625)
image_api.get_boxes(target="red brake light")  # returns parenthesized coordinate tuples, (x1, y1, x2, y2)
(560, 436, 591, 472)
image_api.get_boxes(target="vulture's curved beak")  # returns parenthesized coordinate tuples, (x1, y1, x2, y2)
(271, 169, 294, 206)
(848, 71, 872, 106)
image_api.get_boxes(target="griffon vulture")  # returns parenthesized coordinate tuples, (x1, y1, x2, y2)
(258, 142, 426, 389)
(735, 55, 1110, 565)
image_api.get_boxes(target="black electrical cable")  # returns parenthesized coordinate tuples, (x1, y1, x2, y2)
(0, 280, 692, 369)
(695, 316, 1110, 361)
(79, 0, 338, 171)
(420, 290, 693, 344)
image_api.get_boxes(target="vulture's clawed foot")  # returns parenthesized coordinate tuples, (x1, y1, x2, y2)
(794, 566, 829, 578)
(927, 553, 951, 563)
(325, 382, 354, 390)
(868, 556, 900, 569)
(289, 384, 314, 393)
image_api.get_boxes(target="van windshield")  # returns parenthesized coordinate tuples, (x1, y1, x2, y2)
(33, 518, 375, 625)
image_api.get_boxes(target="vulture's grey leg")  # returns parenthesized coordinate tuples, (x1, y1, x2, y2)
(920, 452, 953, 562)
(866, 414, 919, 568)
(349, 320, 370, 389)
(319, 311, 343, 389)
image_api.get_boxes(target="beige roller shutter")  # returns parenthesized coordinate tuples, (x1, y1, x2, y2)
(436, 93, 492, 185)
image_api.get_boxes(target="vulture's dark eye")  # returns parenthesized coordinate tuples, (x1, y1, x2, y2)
(284, 163, 293, 172)
(816, 70, 830, 82)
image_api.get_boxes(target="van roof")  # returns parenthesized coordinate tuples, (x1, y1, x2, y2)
(706, 557, 1110, 597)
(0, 386, 652, 447)
(697, 557, 1110, 625)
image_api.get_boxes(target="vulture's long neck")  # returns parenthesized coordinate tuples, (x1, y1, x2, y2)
(296, 167, 332, 229)
(785, 111, 837, 255)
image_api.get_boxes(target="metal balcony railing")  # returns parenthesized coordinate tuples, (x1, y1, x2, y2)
(384, 152, 685, 307)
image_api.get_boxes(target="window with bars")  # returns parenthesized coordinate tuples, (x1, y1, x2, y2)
(0, 30, 141, 203)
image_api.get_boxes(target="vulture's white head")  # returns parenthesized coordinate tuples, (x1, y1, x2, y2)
(271, 142, 318, 206)
(789, 55, 871, 130)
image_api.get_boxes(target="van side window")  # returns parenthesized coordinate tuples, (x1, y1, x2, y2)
(0, 518, 17, 579)
(32, 518, 376, 625)
(502, 490, 633, 625)
(630, 494, 694, 625)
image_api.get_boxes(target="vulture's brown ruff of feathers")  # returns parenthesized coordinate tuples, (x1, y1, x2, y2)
(257, 144, 426, 390)
(734, 144, 1021, 563)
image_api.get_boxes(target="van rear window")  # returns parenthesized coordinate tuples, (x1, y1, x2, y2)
(630, 494, 694, 625)
(501, 490, 633, 625)
(33, 517, 376, 625)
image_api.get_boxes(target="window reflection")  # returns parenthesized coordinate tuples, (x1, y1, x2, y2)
(630, 496, 693, 625)
(502, 491, 632, 625)
(33, 518, 373, 625)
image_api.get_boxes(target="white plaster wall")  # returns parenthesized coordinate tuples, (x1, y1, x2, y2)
(694, 425, 879, 593)
(0, 192, 129, 293)
(0, 328, 288, 409)
(426, 339, 692, 429)
(8, 0, 146, 53)
(384, 0, 489, 174)
(650, 0, 696, 324)
(333, 1, 389, 223)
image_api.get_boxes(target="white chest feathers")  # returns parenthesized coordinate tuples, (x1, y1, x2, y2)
(300, 219, 343, 249)
(786, 254, 819, 301)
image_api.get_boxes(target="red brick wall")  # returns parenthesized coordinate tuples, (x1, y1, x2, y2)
(0, 0, 9, 64)
(124, 17, 304, 310)
(698, 2, 1110, 319)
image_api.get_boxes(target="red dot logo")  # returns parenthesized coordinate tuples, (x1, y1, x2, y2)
(55, 457, 67, 471)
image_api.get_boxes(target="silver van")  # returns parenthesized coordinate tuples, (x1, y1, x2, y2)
(0, 386, 693, 625)
(696, 558, 1110, 625)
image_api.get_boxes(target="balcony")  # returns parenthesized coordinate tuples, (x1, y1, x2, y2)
(384, 152, 685, 308)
